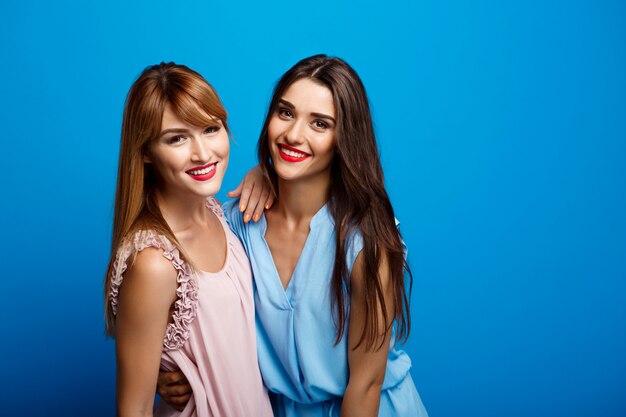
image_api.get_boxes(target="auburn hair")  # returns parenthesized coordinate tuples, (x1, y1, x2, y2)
(104, 62, 229, 335)
(258, 55, 413, 350)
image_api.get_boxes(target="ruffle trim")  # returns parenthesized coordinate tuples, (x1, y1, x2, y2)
(205, 196, 224, 219)
(109, 230, 199, 351)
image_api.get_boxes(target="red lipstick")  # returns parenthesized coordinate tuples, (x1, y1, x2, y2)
(186, 162, 218, 181)
(277, 144, 311, 163)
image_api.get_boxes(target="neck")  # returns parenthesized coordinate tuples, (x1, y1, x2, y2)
(156, 188, 209, 233)
(273, 172, 331, 223)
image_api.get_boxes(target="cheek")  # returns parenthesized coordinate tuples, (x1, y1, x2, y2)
(317, 135, 336, 158)
(267, 117, 281, 141)
(151, 148, 186, 173)
(218, 135, 230, 158)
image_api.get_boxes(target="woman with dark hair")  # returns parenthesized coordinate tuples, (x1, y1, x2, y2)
(160, 55, 428, 416)
(105, 62, 273, 417)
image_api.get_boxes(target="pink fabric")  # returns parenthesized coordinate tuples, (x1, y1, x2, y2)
(110, 197, 272, 417)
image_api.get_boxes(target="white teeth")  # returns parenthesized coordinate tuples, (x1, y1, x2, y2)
(188, 164, 216, 175)
(281, 146, 308, 158)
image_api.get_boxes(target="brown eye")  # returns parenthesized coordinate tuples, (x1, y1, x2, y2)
(204, 125, 220, 134)
(278, 108, 293, 119)
(313, 120, 329, 129)
(168, 135, 186, 144)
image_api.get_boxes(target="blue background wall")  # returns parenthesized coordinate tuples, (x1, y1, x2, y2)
(1, 1, 624, 416)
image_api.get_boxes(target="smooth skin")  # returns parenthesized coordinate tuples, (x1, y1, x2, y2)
(153, 166, 274, 411)
(152, 164, 274, 411)
(267, 78, 393, 417)
(159, 79, 394, 417)
(341, 252, 394, 417)
(116, 248, 178, 417)
(116, 105, 269, 417)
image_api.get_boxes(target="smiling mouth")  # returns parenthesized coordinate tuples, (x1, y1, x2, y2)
(186, 162, 217, 180)
(278, 144, 310, 162)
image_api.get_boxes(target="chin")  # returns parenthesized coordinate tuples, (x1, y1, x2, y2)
(193, 180, 224, 199)
(273, 165, 303, 181)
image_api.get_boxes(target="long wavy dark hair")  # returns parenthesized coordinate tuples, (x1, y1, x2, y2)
(258, 55, 412, 350)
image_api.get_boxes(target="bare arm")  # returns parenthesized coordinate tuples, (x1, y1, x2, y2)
(115, 248, 178, 417)
(226, 165, 275, 223)
(341, 252, 394, 417)
(156, 167, 273, 406)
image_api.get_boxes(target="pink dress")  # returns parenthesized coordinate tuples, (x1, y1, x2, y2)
(109, 197, 273, 417)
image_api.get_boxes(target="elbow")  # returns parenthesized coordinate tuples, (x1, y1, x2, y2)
(364, 378, 385, 396)
(117, 411, 152, 417)
(343, 372, 386, 417)
(116, 404, 153, 417)
(347, 373, 385, 398)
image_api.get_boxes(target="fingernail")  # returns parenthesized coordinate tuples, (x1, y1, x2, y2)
(239, 205, 245, 212)
(253, 214, 260, 222)
(244, 214, 251, 223)
(265, 204, 270, 210)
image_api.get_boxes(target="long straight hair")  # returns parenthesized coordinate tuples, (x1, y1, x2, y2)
(104, 62, 229, 335)
(258, 55, 413, 350)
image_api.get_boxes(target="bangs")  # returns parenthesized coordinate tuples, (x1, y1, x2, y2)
(168, 84, 229, 132)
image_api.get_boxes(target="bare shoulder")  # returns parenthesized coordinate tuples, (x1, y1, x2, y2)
(350, 252, 366, 290)
(350, 250, 391, 291)
(122, 247, 178, 301)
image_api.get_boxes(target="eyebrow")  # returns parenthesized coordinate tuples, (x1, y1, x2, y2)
(158, 128, 189, 138)
(278, 98, 336, 124)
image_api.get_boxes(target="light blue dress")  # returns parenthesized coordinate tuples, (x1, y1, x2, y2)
(223, 200, 428, 417)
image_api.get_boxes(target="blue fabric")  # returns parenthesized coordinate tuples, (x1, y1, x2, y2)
(223, 200, 428, 417)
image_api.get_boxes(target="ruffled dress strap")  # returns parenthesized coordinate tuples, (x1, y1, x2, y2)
(109, 230, 199, 351)
(205, 196, 225, 219)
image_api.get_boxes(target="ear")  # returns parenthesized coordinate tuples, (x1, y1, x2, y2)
(143, 153, 152, 163)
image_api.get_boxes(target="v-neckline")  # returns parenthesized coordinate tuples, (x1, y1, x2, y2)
(260, 204, 329, 298)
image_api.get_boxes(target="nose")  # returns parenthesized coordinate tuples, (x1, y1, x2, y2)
(190, 137, 209, 162)
(284, 119, 307, 145)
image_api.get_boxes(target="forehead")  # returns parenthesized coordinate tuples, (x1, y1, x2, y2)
(161, 105, 184, 128)
(160, 103, 215, 129)
(281, 78, 335, 117)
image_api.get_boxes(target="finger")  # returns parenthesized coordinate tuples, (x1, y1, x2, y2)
(167, 393, 192, 404)
(157, 376, 188, 394)
(243, 183, 262, 223)
(238, 181, 255, 215)
(170, 394, 192, 411)
(158, 370, 187, 385)
(265, 191, 275, 210)
(157, 380, 192, 399)
(252, 187, 271, 222)
(226, 180, 243, 199)
(168, 383, 193, 396)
